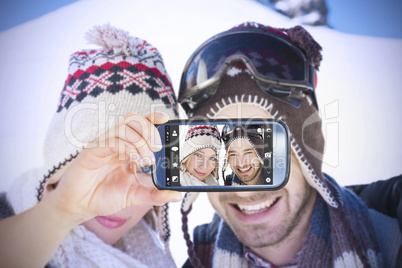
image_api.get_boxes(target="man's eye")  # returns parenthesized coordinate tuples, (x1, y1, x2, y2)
(140, 166, 152, 174)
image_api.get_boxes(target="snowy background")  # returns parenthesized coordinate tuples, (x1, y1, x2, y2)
(0, 0, 401, 266)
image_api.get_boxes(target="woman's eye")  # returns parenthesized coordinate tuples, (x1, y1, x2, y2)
(139, 166, 152, 174)
(195, 153, 201, 157)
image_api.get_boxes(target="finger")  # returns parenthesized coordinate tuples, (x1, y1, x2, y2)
(145, 111, 169, 125)
(133, 169, 156, 188)
(124, 113, 161, 152)
(145, 112, 169, 151)
(126, 185, 182, 207)
(116, 123, 155, 166)
(96, 137, 148, 167)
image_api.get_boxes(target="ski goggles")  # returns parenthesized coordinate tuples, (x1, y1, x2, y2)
(179, 29, 318, 115)
(221, 124, 263, 143)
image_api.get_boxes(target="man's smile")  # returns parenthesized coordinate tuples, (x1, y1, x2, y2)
(237, 166, 252, 174)
(225, 195, 283, 224)
(233, 197, 280, 215)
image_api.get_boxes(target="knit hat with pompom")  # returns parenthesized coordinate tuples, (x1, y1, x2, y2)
(36, 24, 178, 261)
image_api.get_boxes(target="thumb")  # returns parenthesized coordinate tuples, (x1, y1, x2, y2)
(145, 111, 169, 125)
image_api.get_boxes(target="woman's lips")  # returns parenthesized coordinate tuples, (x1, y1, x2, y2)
(95, 215, 127, 229)
(195, 170, 206, 177)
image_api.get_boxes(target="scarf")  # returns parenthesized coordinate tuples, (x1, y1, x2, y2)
(180, 171, 219, 186)
(211, 176, 383, 267)
(48, 220, 176, 268)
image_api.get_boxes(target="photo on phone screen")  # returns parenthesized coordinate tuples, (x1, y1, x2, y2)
(153, 119, 290, 191)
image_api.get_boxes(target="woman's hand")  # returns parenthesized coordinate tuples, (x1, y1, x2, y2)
(45, 111, 182, 224)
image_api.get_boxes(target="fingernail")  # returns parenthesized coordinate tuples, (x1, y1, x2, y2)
(155, 111, 168, 118)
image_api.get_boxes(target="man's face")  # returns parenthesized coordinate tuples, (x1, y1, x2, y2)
(209, 153, 316, 248)
(227, 138, 262, 185)
(210, 103, 317, 250)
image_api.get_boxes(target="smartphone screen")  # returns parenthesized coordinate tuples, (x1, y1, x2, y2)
(153, 118, 290, 191)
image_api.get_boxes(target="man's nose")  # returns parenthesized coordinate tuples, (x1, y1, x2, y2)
(237, 156, 249, 167)
(234, 191, 255, 198)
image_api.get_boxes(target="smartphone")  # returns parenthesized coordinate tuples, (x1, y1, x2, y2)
(152, 118, 290, 191)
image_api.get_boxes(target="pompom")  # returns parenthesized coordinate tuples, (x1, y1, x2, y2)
(85, 24, 137, 56)
(282, 25, 323, 70)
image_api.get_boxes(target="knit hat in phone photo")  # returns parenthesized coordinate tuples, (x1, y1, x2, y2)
(180, 125, 221, 163)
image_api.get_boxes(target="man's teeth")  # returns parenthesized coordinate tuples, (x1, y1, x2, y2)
(238, 167, 251, 172)
(237, 198, 277, 215)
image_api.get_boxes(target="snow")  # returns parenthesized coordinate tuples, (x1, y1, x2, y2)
(0, 0, 401, 266)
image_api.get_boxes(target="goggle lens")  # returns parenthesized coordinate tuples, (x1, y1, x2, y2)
(182, 33, 309, 93)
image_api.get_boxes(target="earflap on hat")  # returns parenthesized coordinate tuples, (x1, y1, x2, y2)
(180, 192, 203, 267)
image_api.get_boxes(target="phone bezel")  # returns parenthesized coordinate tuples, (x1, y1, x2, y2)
(152, 118, 290, 191)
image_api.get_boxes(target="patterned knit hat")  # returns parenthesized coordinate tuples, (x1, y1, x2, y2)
(35, 24, 178, 257)
(37, 24, 178, 199)
(180, 125, 221, 163)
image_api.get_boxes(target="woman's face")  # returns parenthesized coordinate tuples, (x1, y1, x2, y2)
(82, 203, 152, 245)
(43, 165, 153, 245)
(81, 166, 153, 245)
(185, 148, 217, 181)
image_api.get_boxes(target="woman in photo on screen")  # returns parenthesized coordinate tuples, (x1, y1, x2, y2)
(179, 126, 221, 186)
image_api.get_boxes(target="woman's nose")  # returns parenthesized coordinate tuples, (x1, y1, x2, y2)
(196, 158, 208, 169)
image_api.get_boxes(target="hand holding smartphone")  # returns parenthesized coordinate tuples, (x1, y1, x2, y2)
(152, 118, 290, 191)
